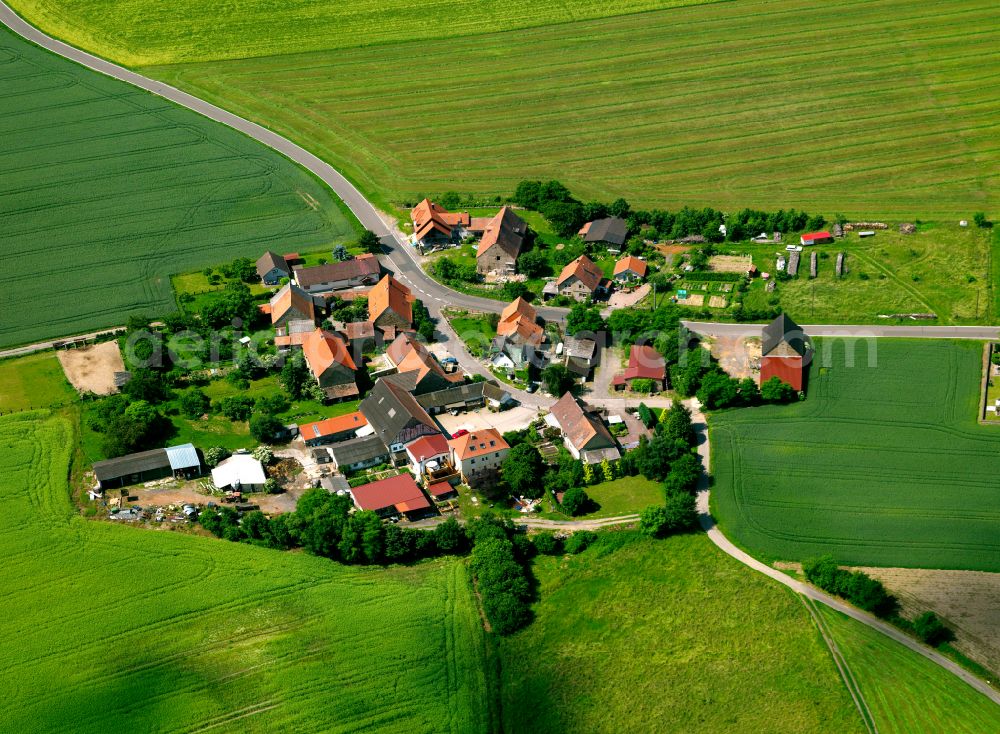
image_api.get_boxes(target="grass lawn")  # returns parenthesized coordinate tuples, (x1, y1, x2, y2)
(446, 312, 497, 358)
(0, 352, 76, 413)
(0, 411, 492, 732)
(814, 604, 1000, 734)
(711, 338, 1000, 571)
(138, 0, 1000, 219)
(545, 476, 664, 519)
(0, 24, 357, 350)
(501, 532, 866, 733)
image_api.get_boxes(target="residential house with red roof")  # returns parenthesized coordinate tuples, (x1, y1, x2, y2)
(301, 328, 359, 402)
(385, 332, 462, 394)
(476, 207, 528, 275)
(298, 411, 369, 447)
(350, 474, 431, 519)
(448, 429, 510, 485)
(411, 198, 470, 249)
(549, 392, 620, 464)
(368, 275, 413, 331)
(614, 344, 666, 391)
(549, 255, 608, 302)
(405, 433, 454, 482)
(490, 297, 546, 369)
(613, 255, 648, 282)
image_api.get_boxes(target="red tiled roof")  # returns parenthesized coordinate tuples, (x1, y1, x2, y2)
(406, 433, 450, 460)
(556, 255, 603, 291)
(302, 329, 356, 379)
(448, 428, 509, 460)
(497, 297, 543, 345)
(550, 392, 615, 452)
(427, 481, 457, 498)
(411, 199, 470, 240)
(614, 255, 647, 278)
(369, 275, 413, 325)
(476, 206, 527, 260)
(351, 474, 430, 513)
(269, 283, 315, 325)
(623, 344, 666, 381)
(299, 411, 368, 440)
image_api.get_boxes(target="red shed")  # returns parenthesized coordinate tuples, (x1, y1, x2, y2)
(759, 314, 810, 392)
(800, 231, 834, 245)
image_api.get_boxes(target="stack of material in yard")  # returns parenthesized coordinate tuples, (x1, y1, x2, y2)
(899, 222, 916, 234)
(836, 252, 845, 277)
(810, 251, 817, 278)
(787, 250, 801, 276)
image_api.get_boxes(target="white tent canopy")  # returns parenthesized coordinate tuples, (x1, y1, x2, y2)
(211, 454, 266, 490)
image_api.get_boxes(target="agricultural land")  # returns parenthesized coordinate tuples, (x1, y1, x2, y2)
(814, 603, 1000, 734)
(0, 411, 493, 733)
(712, 338, 1000, 571)
(0, 23, 357, 350)
(111, 0, 1000, 219)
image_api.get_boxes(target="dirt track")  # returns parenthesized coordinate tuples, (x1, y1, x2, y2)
(57, 342, 124, 394)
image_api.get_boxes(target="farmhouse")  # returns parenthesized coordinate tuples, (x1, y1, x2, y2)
(256, 251, 291, 285)
(760, 314, 810, 392)
(549, 255, 608, 302)
(614, 344, 666, 391)
(613, 255, 648, 282)
(360, 377, 441, 455)
(293, 253, 381, 293)
(327, 434, 391, 472)
(476, 206, 528, 275)
(350, 474, 431, 519)
(92, 443, 202, 490)
(579, 217, 628, 248)
(448, 428, 510, 485)
(549, 392, 620, 464)
(211, 453, 266, 492)
(416, 381, 512, 414)
(302, 328, 359, 401)
(368, 275, 413, 331)
(800, 231, 834, 246)
(298, 411, 369, 446)
(268, 283, 317, 327)
(386, 332, 463, 394)
(411, 198, 470, 248)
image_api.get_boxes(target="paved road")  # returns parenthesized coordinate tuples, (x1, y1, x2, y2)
(5, 4, 999, 704)
(686, 398, 1000, 707)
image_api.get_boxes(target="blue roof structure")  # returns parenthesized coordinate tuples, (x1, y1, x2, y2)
(165, 444, 200, 471)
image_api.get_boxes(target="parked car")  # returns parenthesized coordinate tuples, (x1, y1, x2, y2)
(451, 429, 469, 438)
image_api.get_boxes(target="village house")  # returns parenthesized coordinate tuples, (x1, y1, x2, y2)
(385, 332, 463, 394)
(416, 381, 512, 414)
(336, 320, 378, 357)
(298, 411, 369, 447)
(301, 328, 359, 402)
(411, 198, 470, 249)
(490, 297, 546, 369)
(211, 453, 266, 493)
(548, 392, 621, 464)
(579, 217, 628, 249)
(92, 444, 202, 491)
(292, 253, 381, 293)
(349, 474, 431, 520)
(404, 433, 455, 483)
(563, 336, 598, 379)
(760, 314, 810, 392)
(264, 282, 321, 349)
(475, 206, 528, 275)
(359, 377, 441, 456)
(613, 255, 648, 283)
(613, 344, 667, 391)
(368, 274, 413, 332)
(327, 435, 391, 473)
(547, 255, 608, 302)
(255, 251, 292, 286)
(448, 428, 510, 485)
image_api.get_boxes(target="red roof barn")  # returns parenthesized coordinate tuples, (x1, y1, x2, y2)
(759, 314, 810, 392)
(800, 231, 834, 245)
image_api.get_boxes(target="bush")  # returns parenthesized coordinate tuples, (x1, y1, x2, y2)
(503, 444, 545, 499)
(252, 445, 274, 465)
(560, 486, 591, 516)
(630, 378, 656, 394)
(802, 555, 896, 616)
(204, 446, 230, 468)
(531, 531, 562, 556)
(263, 478, 281, 494)
(218, 395, 255, 421)
(249, 412, 284, 443)
(469, 537, 532, 635)
(563, 530, 597, 554)
(913, 611, 952, 646)
(179, 388, 210, 419)
(760, 376, 797, 403)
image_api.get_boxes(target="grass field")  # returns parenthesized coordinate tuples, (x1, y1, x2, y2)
(1, 411, 492, 732)
(0, 24, 357, 349)
(137, 0, 1000, 218)
(500, 532, 866, 733)
(0, 352, 76, 413)
(814, 604, 1000, 734)
(742, 224, 995, 323)
(712, 339, 1000, 571)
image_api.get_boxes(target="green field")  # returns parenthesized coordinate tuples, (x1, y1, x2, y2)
(133, 0, 1000, 218)
(712, 339, 1000, 571)
(0, 352, 76, 413)
(0, 24, 357, 349)
(500, 532, 866, 733)
(814, 604, 1000, 734)
(1, 411, 492, 732)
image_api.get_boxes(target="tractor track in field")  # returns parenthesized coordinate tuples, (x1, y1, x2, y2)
(2, 0, 1000, 712)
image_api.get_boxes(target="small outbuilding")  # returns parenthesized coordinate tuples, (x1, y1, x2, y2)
(800, 231, 834, 246)
(211, 454, 267, 492)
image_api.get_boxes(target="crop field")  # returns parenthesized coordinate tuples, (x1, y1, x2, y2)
(1, 411, 492, 733)
(138, 0, 1000, 218)
(712, 339, 1000, 571)
(500, 532, 866, 733)
(0, 25, 356, 350)
(814, 604, 1000, 734)
(742, 224, 995, 324)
